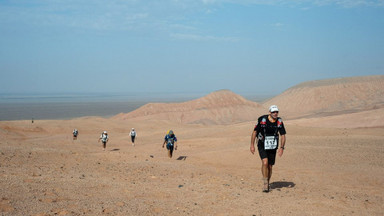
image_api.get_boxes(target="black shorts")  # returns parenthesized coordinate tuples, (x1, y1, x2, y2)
(166, 143, 174, 151)
(131, 136, 135, 142)
(258, 145, 277, 165)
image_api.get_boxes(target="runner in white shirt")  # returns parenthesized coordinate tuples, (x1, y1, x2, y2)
(98, 131, 109, 151)
(130, 128, 137, 146)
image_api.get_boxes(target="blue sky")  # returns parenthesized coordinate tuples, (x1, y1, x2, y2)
(1, 0, 383, 96)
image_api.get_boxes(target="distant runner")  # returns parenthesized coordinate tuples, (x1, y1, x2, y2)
(250, 105, 286, 193)
(98, 131, 109, 151)
(73, 129, 78, 140)
(162, 130, 178, 158)
(130, 128, 137, 146)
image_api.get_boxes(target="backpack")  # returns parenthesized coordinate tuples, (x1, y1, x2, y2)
(101, 133, 108, 142)
(166, 135, 175, 145)
(257, 116, 283, 141)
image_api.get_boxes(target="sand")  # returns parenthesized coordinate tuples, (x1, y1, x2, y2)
(1, 117, 383, 215)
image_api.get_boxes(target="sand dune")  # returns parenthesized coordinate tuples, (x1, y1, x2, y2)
(264, 75, 384, 119)
(114, 89, 265, 125)
(288, 107, 384, 128)
(115, 76, 384, 128)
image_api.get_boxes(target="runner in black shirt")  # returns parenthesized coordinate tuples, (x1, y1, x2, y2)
(250, 105, 286, 193)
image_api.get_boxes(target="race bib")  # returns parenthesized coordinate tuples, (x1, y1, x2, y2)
(264, 136, 277, 150)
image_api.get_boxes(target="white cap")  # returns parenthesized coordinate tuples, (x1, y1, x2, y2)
(269, 105, 279, 112)
(132, 128, 135, 130)
(103, 131, 107, 134)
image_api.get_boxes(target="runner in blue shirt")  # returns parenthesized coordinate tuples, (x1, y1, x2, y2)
(162, 130, 178, 158)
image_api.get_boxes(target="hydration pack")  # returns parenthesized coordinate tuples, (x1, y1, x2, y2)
(101, 134, 108, 142)
(130, 131, 136, 136)
(277, 118, 283, 128)
(257, 116, 282, 141)
(166, 135, 175, 145)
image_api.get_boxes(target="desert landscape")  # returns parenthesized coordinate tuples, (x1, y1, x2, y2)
(1, 75, 383, 215)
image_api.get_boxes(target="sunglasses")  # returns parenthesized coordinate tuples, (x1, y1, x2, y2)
(271, 111, 279, 114)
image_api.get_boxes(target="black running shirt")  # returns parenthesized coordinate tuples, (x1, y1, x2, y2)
(254, 115, 286, 148)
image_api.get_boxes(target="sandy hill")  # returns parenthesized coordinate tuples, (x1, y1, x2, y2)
(113, 75, 384, 128)
(114, 90, 264, 124)
(264, 75, 384, 119)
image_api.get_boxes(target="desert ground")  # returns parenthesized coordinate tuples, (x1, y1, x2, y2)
(0, 118, 383, 216)
(1, 76, 383, 215)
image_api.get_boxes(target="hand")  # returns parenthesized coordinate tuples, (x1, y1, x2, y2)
(278, 148, 284, 157)
(175, 146, 177, 150)
(162, 145, 164, 148)
(250, 145, 255, 154)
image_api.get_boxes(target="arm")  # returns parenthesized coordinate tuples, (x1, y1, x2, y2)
(278, 134, 286, 157)
(162, 140, 166, 148)
(174, 136, 178, 150)
(250, 130, 257, 154)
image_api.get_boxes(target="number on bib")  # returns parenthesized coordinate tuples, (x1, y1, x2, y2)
(264, 136, 277, 150)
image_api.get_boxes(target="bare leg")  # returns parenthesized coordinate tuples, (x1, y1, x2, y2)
(261, 158, 269, 179)
(268, 165, 273, 182)
(261, 158, 270, 192)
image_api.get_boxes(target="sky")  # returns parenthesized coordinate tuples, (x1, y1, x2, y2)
(1, 0, 384, 96)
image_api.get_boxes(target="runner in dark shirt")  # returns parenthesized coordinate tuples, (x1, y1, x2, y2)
(162, 130, 178, 158)
(250, 105, 286, 193)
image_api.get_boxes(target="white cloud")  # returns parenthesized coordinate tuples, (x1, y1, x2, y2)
(201, 0, 384, 7)
(170, 24, 197, 31)
(272, 22, 284, 27)
(1, 0, 382, 33)
(127, 13, 149, 20)
(331, 0, 384, 7)
(170, 33, 238, 42)
(202, 0, 217, 4)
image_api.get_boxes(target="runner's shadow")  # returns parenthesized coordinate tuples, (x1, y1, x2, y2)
(176, 156, 187, 161)
(110, 149, 120, 151)
(270, 181, 295, 189)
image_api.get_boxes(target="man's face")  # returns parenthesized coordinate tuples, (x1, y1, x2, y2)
(270, 111, 279, 119)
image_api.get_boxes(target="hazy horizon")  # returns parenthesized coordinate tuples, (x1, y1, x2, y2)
(0, 90, 274, 121)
